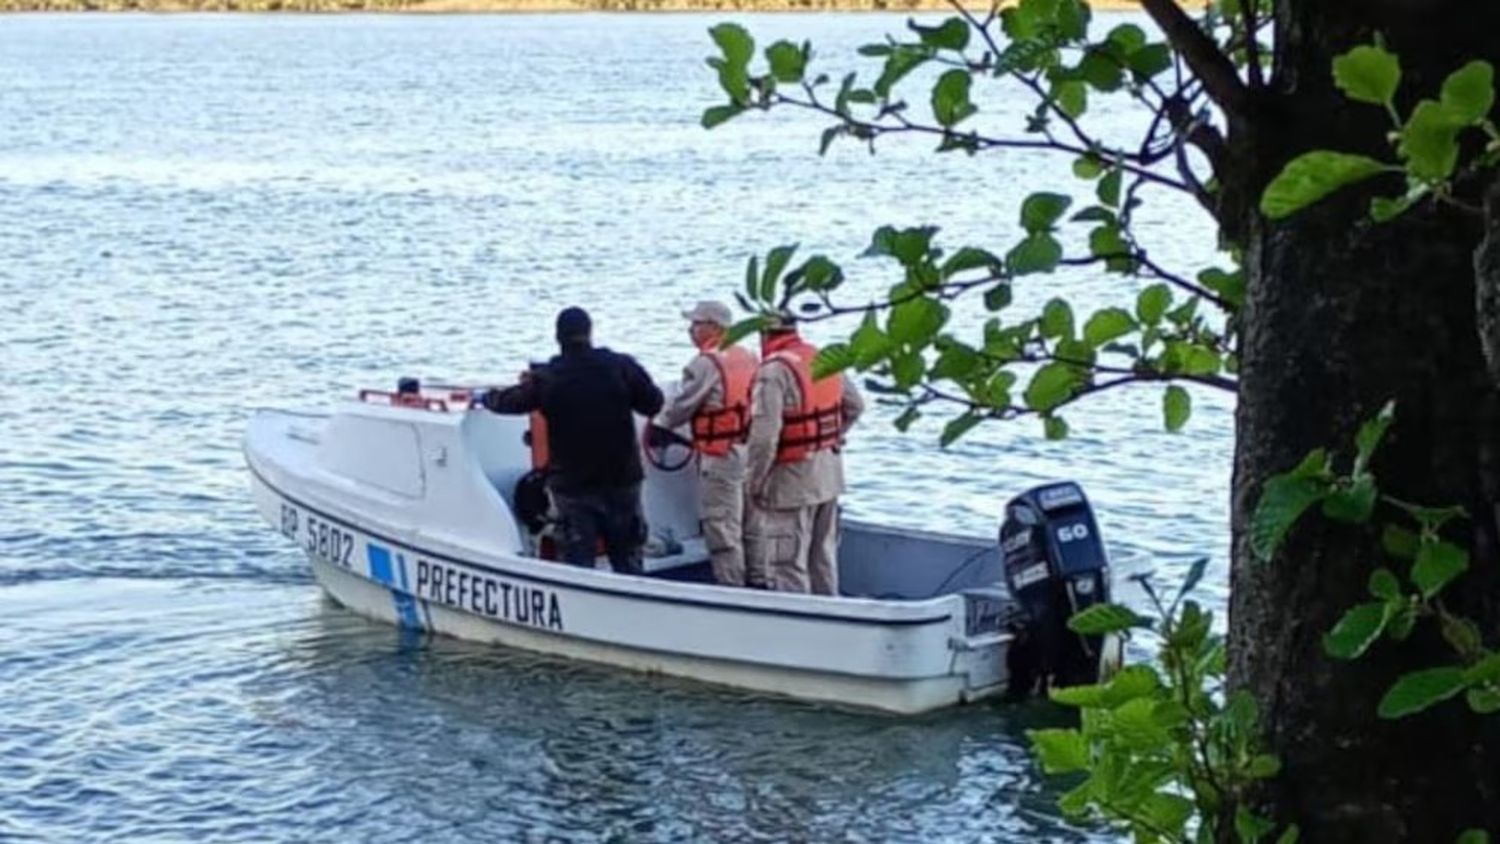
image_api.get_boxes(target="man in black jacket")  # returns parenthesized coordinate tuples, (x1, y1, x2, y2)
(476, 307, 664, 574)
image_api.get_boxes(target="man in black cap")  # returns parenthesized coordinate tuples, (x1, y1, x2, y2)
(476, 306, 664, 574)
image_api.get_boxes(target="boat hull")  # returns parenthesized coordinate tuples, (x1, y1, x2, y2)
(249, 457, 1013, 715)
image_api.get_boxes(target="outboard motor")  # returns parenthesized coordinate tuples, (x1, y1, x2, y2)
(1001, 482, 1111, 695)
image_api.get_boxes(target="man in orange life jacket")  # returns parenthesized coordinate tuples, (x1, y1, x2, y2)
(744, 314, 864, 595)
(651, 300, 760, 587)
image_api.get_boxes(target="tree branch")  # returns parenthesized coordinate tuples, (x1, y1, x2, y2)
(775, 93, 1192, 194)
(1139, 0, 1254, 120)
(1243, 0, 1265, 89)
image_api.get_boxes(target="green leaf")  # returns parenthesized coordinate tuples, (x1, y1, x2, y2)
(1021, 192, 1073, 233)
(721, 316, 766, 349)
(1088, 223, 1129, 263)
(1225, 690, 1259, 733)
(1044, 415, 1069, 440)
(744, 254, 759, 301)
(1007, 233, 1063, 275)
(890, 351, 925, 389)
(1323, 602, 1389, 660)
(1053, 79, 1087, 119)
(811, 343, 854, 380)
(1236, 807, 1277, 844)
(1382, 524, 1420, 559)
(1440, 61, 1495, 125)
(1441, 613, 1483, 658)
(788, 255, 844, 293)
(1127, 43, 1172, 81)
(910, 16, 969, 51)
(1199, 267, 1246, 308)
(875, 45, 933, 99)
(1332, 44, 1401, 107)
(1025, 362, 1080, 412)
(1113, 697, 1171, 751)
(834, 72, 856, 116)
(1246, 754, 1282, 779)
(1387, 602, 1418, 641)
(931, 341, 980, 381)
(888, 297, 949, 347)
(710, 22, 755, 67)
(765, 40, 806, 84)
(1400, 100, 1464, 182)
(1260, 151, 1390, 219)
(1354, 398, 1395, 475)
(708, 56, 750, 105)
(1276, 827, 1302, 844)
(1368, 568, 1401, 601)
(1163, 385, 1191, 432)
(942, 247, 1004, 278)
(883, 226, 936, 266)
(1041, 298, 1074, 339)
(940, 411, 983, 448)
(1073, 155, 1104, 180)
(1055, 0, 1089, 40)
(1097, 168, 1122, 207)
(1412, 540, 1468, 598)
(1464, 653, 1500, 684)
(1467, 687, 1500, 715)
(760, 244, 799, 302)
(1322, 475, 1377, 524)
(1028, 728, 1089, 774)
(701, 104, 745, 129)
(1177, 556, 1209, 603)
(983, 283, 1013, 311)
(1378, 667, 1469, 718)
(1136, 283, 1171, 325)
(1067, 602, 1151, 635)
(931, 69, 977, 127)
(1105, 23, 1145, 53)
(850, 313, 895, 368)
(1083, 308, 1135, 347)
(1370, 194, 1416, 222)
(893, 405, 920, 433)
(1070, 205, 1115, 223)
(1078, 48, 1122, 92)
(1250, 473, 1332, 562)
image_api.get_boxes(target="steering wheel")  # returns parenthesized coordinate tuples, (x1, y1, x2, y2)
(642, 424, 695, 473)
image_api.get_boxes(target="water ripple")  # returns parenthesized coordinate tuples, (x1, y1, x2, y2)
(0, 11, 1224, 842)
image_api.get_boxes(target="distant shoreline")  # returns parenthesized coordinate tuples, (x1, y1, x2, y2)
(2, 0, 1183, 13)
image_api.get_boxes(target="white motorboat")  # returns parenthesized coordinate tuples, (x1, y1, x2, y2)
(243, 378, 1119, 715)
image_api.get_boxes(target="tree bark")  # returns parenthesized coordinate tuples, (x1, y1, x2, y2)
(1229, 2, 1500, 840)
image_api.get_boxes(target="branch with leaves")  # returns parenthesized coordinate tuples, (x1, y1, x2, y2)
(701, 1, 1252, 446)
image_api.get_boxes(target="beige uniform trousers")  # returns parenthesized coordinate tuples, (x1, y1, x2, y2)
(752, 499, 839, 595)
(699, 451, 751, 587)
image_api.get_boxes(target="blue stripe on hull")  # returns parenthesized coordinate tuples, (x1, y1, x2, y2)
(367, 544, 423, 631)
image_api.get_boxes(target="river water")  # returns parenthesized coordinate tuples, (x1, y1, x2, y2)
(1, 12, 1228, 842)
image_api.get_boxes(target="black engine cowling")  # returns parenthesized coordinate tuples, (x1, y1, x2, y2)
(1001, 482, 1112, 695)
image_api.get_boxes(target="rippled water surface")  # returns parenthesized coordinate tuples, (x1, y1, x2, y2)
(2, 13, 1228, 842)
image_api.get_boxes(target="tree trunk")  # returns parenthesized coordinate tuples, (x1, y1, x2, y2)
(1229, 3, 1500, 840)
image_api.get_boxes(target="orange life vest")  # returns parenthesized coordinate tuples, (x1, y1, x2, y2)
(690, 344, 757, 457)
(761, 332, 844, 464)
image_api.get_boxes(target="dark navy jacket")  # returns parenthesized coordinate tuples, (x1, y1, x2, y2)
(483, 344, 664, 494)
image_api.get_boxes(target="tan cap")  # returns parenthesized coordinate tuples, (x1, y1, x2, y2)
(681, 300, 734, 327)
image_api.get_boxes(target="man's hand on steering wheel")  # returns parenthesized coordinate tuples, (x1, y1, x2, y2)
(642, 423, 694, 472)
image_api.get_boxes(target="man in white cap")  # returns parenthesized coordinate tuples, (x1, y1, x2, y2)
(650, 300, 761, 587)
(744, 313, 864, 595)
